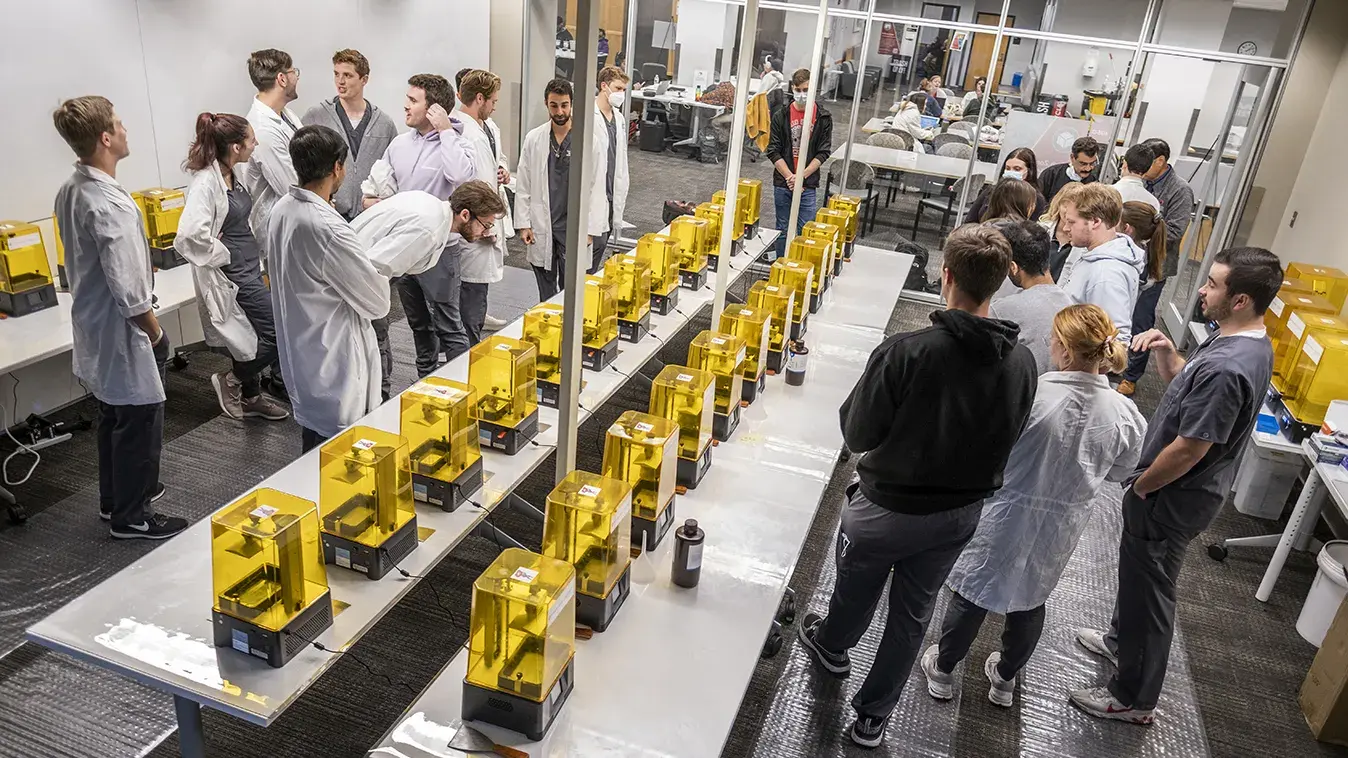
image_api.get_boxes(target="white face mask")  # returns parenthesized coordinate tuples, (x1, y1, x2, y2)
(1003, 169, 1025, 181)
(608, 90, 626, 109)
(793, 91, 808, 105)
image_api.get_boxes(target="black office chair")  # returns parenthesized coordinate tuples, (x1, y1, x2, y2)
(641, 63, 668, 84)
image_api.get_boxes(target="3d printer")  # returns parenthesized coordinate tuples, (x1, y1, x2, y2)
(801, 219, 842, 281)
(694, 201, 734, 273)
(787, 236, 833, 313)
(0, 220, 59, 317)
(1273, 312, 1348, 389)
(318, 427, 417, 580)
(462, 548, 576, 741)
(1266, 291, 1336, 369)
(719, 305, 772, 404)
(738, 178, 763, 238)
(634, 234, 681, 316)
(707, 193, 746, 261)
(523, 302, 570, 408)
(649, 365, 716, 489)
(770, 258, 814, 340)
(826, 194, 861, 259)
(601, 411, 680, 551)
(469, 336, 540, 455)
(542, 470, 633, 632)
(400, 378, 483, 512)
(583, 274, 619, 371)
(1276, 329, 1348, 441)
(211, 488, 333, 668)
(670, 215, 710, 290)
(133, 187, 187, 269)
(1286, 263, 1348, 311)
(749, 281, 794, 373)
(813, 208, 853, 271)
(605, 254, 652, 343)
(687, 330, 747, 441)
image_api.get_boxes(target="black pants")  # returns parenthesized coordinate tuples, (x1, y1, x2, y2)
(1105, 489, 1203, 710)
(98, 400, 164, 527)
(936, 590, 1046, 680)
(590, 231, 611, 274)
(232, 279, 278, 400)
(533, 238, 567, 301)
(460, 281, 489, 347)
(300, 425, 326, 454)
(815, 485, 983, 718)
(372, 314, 393, 401)
(398, 271, 467, 377)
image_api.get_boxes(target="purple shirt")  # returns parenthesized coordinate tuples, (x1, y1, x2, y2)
(382, 125, 476, 201)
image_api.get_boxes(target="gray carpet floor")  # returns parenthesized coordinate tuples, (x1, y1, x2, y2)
(0, 142, 1342, 758)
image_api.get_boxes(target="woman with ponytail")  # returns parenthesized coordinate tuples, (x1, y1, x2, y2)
(1116, 200, 1168, 396)
(921, 303, 1146, 709)
(174, 112, 289, 421)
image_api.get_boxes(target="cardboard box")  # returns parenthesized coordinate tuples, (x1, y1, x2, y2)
(1303, 596, 1348, 745)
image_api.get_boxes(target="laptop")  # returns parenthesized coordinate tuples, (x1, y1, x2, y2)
(920, 116, 940, 130)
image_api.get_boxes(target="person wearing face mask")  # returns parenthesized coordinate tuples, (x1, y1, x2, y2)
(970, 148, 1046, 222)
(592, 65, 632, 273)
(1039, 137, 1100, 205)
(766, 68, 834, 259)
(516, 78, 609, 300)
(760, 56, 786, 93)
(269, 126, 390, 453)
(176, 113, 289, 423)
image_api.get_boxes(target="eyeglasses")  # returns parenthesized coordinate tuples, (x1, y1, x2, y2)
(287, 67, 301, 78)
(470, 214, 494, 235)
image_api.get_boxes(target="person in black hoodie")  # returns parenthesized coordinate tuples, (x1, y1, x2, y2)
(765, 68, 833, 259)
(797, 224, 1038, 749)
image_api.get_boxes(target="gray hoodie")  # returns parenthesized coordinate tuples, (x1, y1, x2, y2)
(1060, 233, 1146, 343)
(301, 98, 399, 220)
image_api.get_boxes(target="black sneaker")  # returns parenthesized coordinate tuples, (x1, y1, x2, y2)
(110, 513, 188, 540)
(797, 612, 851, 677)
(850, 713, 891, 748)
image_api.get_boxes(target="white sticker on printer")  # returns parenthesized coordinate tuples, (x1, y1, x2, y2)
(1304, 336, 1324, 365)
(249, 505, 278, 520)
(578, 484, 602, 498)
(1288, 313, 1306, 339)
(1269, 297, 1284, 318)
(353, 438, 377, 451)
(511, 567, 539, 584)
(548, 583, 575, 626)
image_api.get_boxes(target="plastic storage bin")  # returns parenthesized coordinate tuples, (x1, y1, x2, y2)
(1299, 541, 1348, 647)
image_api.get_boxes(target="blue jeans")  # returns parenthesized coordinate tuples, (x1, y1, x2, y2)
(773, 185, 817, 259)
(1124, 280, 1166, 382)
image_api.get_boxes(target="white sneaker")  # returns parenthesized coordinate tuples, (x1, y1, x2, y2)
(984, 652, 1016, 707)
(1069, 686, 1154, 725)
(921, 645, 954, 701)
(1076, 628, 1119, 668)
(211, 372, 243, 420)
(484, 313, 509, 329)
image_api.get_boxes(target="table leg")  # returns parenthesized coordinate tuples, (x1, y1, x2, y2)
(174, 695, 206, 758)
(1256, 467, 1325, 603)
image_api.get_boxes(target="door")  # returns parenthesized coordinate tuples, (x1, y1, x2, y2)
(965, 13, 1013, 91)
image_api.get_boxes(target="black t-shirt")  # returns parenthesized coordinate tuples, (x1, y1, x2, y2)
(334, 99, 370, 159)
(548, 130, 572, 242)
(604, 112, 618, 217)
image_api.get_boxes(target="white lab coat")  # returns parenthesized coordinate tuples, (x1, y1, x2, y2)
(350, 191, 450, 278)
(453, 112, 511, 284)
(760, 69, 786, 94)
(244, 97, 301, 252)
(594, 102, 629, 238)
(267, 187, 390, 438)
(946, 372, 1147, 613)
(514, 122, 609, 271)
(173, 164, 258, 362)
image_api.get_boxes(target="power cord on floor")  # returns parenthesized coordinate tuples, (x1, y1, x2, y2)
(457, 483, 509, 555)
(283, 625, 418, 696)
(378, 545, 464, 641)
(3, 376, 40, 487)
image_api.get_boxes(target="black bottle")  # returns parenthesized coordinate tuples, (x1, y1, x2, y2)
(785, 339, 809, 386)
(671, 519, 705, 588)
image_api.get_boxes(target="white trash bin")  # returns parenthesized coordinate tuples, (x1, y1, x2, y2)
(1232, 443, 1301, 520)
(1298, 541, 1348, 647)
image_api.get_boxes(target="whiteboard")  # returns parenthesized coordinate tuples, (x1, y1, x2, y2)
(0, 0, 492, 223)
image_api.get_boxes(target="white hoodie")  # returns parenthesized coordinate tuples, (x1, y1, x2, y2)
(1061, 233, 1146, 343)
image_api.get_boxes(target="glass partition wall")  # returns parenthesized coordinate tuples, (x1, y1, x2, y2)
(525, 0, 1310, 344)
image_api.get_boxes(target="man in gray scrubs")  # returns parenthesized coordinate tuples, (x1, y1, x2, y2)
(1071, 247, 1281, 724)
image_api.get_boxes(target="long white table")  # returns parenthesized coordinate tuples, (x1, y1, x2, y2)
(367, 245, 914, 758)
(631, 88, 726, 149)
(25, 229, 778, 758)
(839, 141, 998, 183)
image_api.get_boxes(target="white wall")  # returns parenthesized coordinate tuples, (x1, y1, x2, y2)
(675, 0, 739, 85)
(1039, 0, 1149, 102)
(0, 0, 493, 226)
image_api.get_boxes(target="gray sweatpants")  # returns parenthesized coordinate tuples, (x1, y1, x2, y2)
(1103, 488, 1209, 710)
(815, 484, 982, 719)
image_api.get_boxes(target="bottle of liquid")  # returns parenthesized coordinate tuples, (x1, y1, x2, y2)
(786, 339, 809, 386)
(671, 519, 705, 588)
(695, 85, 703, 100)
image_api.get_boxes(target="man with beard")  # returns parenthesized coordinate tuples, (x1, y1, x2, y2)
(1070, 247, 1280, 725)
(515, 78, 608, 300)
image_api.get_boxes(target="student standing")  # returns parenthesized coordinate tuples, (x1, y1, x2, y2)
(1117, 203, 1169, 397)
(1058, 184, 1145, 343)
(766, 69, 833, 259)
(176, 113, 289, 422)
(1112, 143, 1160, 210)
(269, 126, 391, 453)
(1071, 247, 1281, 724)
(988, 220, 1077, 375)
(302, 49, 399, 398)
(1039, 137, 1100, 205)
(796, 225, 1037, 749)
(592, 66, 632, 273)
(454, 70, 512, 345)
(52, 96, 185, 540)
(970, 148, 1047, 222)
(516, 79, 608, 300)
(925, 304, 1145, 708)
(365, 73, 476, 376)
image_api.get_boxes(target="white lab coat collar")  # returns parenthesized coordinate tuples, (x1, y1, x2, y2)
(73, 161, 122, 187)
(174, 164, 258, 361)
(1040, 371, 1111, 390)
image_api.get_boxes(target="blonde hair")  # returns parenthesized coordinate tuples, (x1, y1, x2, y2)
(1040, 181, 1085, 226)
(458, 69, 501, 105)
(53, 96, 116, 159)
(1063, 183, 1124, 228)
(1052, 303, 1127, 374)
(598, 65, 631, 88)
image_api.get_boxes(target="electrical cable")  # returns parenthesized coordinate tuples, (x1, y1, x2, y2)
(283, 624, 418, 696)
(378, 546, 464, 641)
(3, 376, 40, 487)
